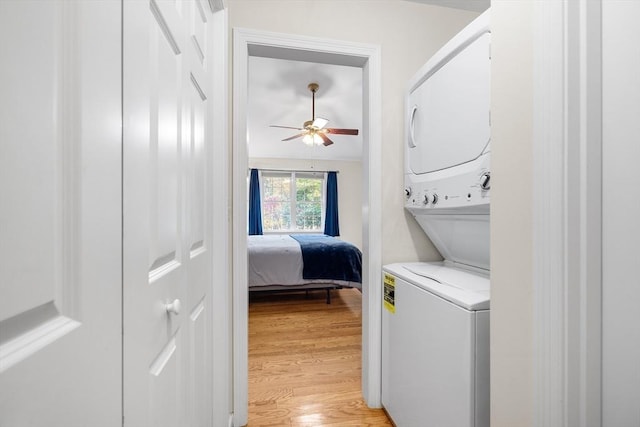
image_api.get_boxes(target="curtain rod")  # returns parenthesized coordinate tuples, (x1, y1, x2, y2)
(251, 168, 339, 174)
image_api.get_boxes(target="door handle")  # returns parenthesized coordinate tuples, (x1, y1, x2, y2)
(165, 299, 181, 315)
(408, 105, 418, 148)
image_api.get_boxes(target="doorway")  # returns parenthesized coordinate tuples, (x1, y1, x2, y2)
(232, 29, 382, 426)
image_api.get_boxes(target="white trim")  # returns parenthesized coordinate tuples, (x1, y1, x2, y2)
(361, 52, 383, 407)
(570, 4, 602, 426)
(232, 28, 250, 427)
(232, 28, 382, 426)
(532, 3, 565, 424)
(532, 1, 602, 425)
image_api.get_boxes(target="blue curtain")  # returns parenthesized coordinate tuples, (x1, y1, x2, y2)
(248, 169, 263, 235)
(324, 172, 340, 236)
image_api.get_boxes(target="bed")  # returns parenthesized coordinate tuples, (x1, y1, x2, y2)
(248, 234, 362, 303)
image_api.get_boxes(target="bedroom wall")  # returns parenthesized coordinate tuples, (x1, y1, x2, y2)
(229, 0, 480, 265)
(248, 157, 363, 249)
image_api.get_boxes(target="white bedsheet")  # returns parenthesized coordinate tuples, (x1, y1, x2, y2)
(248, 235, 303, 286)
(247, 235, 360, 289)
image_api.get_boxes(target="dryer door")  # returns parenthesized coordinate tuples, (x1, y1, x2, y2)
(407, 32, 491, 175)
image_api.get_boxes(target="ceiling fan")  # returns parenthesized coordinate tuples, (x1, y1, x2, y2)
(269, 82, 359, 146)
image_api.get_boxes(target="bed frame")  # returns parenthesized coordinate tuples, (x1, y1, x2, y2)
(249, 284, 344, 304)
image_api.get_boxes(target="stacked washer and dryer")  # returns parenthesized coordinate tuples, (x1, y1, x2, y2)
(381, 9, 491, 427)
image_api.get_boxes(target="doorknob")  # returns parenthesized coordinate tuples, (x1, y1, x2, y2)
(165, 299, 181, 315)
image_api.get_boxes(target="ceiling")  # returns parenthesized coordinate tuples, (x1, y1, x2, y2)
(247, 56, 363, 162)
(404, 0, 489, 13)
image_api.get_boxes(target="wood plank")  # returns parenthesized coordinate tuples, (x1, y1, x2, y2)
(248, 288, 390, 426)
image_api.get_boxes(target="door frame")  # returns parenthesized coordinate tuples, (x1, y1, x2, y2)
(532, 1, 603, 425)
(231, 28, 382, 426)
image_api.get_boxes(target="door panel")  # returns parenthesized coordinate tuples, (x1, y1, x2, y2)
(188, 74, 207, 254)
(191, 0, 207, 65)
(0, 0, 72, 331)
(150, 1, 182, 274)
(149, 338, 183, 427)
(124, 0, 214, 425)
(0, 1, 122, 425)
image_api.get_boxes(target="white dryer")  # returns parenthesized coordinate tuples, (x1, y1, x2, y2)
(382, 9, 491, 427)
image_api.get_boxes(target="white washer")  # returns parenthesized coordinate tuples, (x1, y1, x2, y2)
(382, 262, 489, 427)
(382, 9, 491, 427)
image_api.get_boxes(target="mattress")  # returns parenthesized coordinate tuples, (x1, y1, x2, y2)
(247, 234, 361, 289)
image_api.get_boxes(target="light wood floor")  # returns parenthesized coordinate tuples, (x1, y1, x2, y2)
(248, 288, 392, 427)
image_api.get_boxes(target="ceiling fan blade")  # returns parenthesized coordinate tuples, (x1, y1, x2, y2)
(282, 132, 307, 141)
(318, 133, 334, 146)
(270, 125, 305, 130)
(326, 128, 359, 135)
(312, 117, 329, 129)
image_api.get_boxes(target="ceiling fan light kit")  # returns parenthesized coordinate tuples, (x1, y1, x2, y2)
(302, 133, 323, 146)
(270, 82, 359, 147)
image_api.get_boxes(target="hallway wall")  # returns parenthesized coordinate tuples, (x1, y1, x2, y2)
(491, 1, 533, 425)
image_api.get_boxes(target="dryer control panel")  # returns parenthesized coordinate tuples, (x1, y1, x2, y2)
(405, 152, 490, 211)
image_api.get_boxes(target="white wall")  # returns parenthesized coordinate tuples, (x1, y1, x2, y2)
(229, 0, 479, 264)
(248, 157, 363, 248)
(490, 2, 534, 426)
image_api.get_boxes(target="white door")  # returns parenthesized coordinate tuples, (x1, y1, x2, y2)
(123, 0, 215, 425)
(0, 1, 122, 426)
(602, 1, 640, 425)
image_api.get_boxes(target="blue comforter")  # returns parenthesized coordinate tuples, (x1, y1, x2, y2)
(289, 234, 362, 283)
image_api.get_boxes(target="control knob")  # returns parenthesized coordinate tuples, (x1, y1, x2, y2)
(423, 194, 429, 205)
(431, 194, 438, 205)
(480, 172, 491, 190)
(405, 187, 412, 198)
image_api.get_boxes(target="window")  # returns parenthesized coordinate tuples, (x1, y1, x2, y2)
(261, 171, 324, 232)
